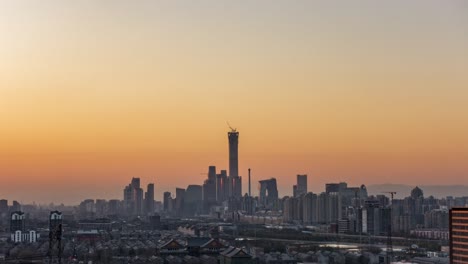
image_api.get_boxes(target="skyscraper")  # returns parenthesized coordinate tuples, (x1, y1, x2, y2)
(293, 174, 307, 197)
(203, 166, 217, 202)
(185, 185, 203, 216)
(259, 178, 279, 210)
(123, 177, 144, 216)
(145, 183, 155, 215)
(175, 188, 185, 216)
(228, 129, 239, 178)
(228, 128, 242, 198)
(303, 192, 318, 224)
(131, 177, 140, 189)
(163, 192, 171, 212)
(216, 170, 228, 202)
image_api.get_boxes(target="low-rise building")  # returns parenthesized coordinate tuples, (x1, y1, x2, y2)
(220, 246, 252, 264)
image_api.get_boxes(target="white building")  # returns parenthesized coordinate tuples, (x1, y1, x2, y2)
(10, 211, 40, 243)
(11, 230, 40, 243)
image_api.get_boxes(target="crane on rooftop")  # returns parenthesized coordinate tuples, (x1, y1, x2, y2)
(227, 121, 237, 132)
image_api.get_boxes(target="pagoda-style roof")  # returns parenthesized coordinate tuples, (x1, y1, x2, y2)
(201, 238, 225, 249)
(221, 247, 251, 258)
(159, 238, 184, 250)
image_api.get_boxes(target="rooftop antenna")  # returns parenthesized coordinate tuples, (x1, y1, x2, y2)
(227, 121, 237, 132)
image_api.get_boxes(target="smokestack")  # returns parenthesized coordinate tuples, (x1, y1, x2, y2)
(248, 168, 251, 197)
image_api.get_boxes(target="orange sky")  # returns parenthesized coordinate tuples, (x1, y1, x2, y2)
(1, 1, 467, 204)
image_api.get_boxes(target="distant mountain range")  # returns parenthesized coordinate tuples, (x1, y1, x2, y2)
(367, 184, 468, 199)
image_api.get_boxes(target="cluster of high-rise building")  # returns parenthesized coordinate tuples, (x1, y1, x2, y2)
(2, 129, 468, 264)
(280, 182, 457, 240)
(69, 128, 461, 242)
(282, 181, 367, 227)
(123, 177, 155, 216)
(75, 178, 157, 219)
(283, 191, 343, 225)
(161, 128, 245, 217)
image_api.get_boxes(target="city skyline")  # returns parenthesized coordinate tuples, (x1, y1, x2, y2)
(2, 125, 467, 205)
(1, 1, 468, 204)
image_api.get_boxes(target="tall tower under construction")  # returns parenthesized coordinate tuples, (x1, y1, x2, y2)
(228, 128, 242, 198)
(228, 129, 239, 178)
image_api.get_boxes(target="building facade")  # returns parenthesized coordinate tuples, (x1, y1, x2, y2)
(450, 207, 468, 264)
(259, 178, 279, 210)
(228, 129, 242, 199)
(293, 175, 307, 197)
(10, 211, 39, 243)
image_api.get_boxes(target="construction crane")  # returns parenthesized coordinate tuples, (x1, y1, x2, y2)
(227, 121, 237, 132)
(382, 191, 397, 264)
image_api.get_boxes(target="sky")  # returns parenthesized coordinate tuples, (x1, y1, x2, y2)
(1, 1, 467, 204)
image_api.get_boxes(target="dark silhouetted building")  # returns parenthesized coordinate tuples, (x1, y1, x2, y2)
(175, 188, 185, 216)
(0, 199, 7, 212)
(79, 199, 95, 219)
(242, 194, 255, 215)
(360, 200, 391, 236)
(325, 182, 368, 208)
(203, 166, 218, 213)
(123, 177, 144, 216)
(259, 178, 278, 210)
(145, 183, 155, 215)
(228, 129, 242, 199)
(11, 201, 21, 212)
(303, 192, 318, 224)
(293, 174, 307, 197)
(95, 199, 106, 217)
(203, 166, 217, 203)
(411, 186, 424, 200)
(163, 192, 171, 212)
(217, 170, 228, 202)
(108, 199, 121, 216)
(228, 129, 239, 178)
(185, 185, 203, 216)
(326, 182, 347, 194)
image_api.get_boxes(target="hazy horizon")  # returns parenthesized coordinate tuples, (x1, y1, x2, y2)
(1, 1, 468, 204)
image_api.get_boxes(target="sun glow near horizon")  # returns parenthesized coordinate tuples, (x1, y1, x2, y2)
(1, 1, 467, 204)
